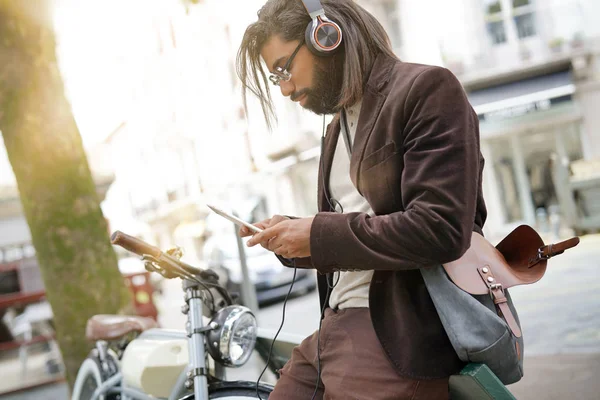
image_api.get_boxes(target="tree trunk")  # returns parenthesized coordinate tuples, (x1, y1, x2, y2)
(0, 0, 132, 386)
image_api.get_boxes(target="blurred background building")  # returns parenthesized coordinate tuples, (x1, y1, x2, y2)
(2, 0, 600, 268)
(1, 0, 600, 313)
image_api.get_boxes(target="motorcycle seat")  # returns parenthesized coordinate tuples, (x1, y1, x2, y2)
(86, 314, 158, 341)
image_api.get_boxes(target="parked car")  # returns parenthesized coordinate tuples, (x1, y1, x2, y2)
(203, 221, 316, 307)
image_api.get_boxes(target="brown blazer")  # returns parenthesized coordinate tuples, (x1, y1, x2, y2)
(279, 53, 487, 380)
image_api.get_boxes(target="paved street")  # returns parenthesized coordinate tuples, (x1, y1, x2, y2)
(2, 233, 599, 399)
(509, 234, 600, 356)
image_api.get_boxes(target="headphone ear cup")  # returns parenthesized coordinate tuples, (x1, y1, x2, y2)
(305, 21, 323, 56)
(305, 19, 342, 56)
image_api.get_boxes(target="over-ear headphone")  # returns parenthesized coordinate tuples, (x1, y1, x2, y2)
(300, 0, 342, 56)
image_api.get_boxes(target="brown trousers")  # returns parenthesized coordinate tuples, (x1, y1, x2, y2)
(269, 308, 449, 400)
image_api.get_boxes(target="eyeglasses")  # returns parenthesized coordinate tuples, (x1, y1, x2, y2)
(268, 41, 305, 86)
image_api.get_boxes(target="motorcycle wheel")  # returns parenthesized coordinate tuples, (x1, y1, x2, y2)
(179, 380, 273, 399)
(71, 351, 119, 400)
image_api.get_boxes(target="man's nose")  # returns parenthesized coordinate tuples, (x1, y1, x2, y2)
(279, 80, 294, 97)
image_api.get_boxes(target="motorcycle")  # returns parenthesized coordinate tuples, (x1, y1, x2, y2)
(71, 231, 273, 400)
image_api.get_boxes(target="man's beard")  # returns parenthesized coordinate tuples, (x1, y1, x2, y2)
(300, 54, 344, 115)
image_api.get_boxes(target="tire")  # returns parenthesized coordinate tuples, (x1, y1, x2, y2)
(71, 352, 119, 400)
(179, 380, 273, 399)
(71, 357, 104, 400)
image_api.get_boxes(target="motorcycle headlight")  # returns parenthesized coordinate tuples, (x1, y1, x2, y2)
(206, 305, 257, 367)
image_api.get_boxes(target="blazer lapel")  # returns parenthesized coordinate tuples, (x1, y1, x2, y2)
(349, 53, 395, 193)
(349, 88, 386, 193)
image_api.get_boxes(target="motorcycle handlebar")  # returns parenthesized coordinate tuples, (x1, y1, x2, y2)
(110, 230, 230, 306)
(110, 230, 218, 281)
(111, 230, 162, 259)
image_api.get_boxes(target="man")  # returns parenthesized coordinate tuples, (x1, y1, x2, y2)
(236, 0, 486, 398)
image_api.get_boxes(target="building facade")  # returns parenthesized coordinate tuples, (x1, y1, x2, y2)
(3, 0, 598, 263)
(92, 0, 600, 256)
(337, 0, 600, 239)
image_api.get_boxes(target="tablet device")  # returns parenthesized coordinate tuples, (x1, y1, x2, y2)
(206, 204, 263, 234)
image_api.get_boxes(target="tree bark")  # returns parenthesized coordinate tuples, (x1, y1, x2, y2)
(0, 0, 132, 386)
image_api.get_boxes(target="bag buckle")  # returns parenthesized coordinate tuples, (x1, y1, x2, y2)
(490, 282, 503, 291)
(538, 247, 552, 260)
(489, 283, 506, 305)
(528, 248, 551, 268)
(530, 238, 580, 268)
(477, 266, 523, 337)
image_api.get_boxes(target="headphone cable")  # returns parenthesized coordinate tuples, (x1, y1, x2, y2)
(256, 260, 298, 400)
(310, 114, 341, 399)
(258, 114, 341, 399)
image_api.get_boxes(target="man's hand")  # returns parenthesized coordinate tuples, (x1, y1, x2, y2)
(238, 215, 289, 237)
(246, 216, 314, 259)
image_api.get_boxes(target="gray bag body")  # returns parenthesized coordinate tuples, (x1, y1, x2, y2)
(421, 265, 524, 384)
(421, 226, 580, 385)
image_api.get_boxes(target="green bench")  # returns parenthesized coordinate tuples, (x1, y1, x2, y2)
(256, 329, 517, 399)
(449, 363, 516, 400)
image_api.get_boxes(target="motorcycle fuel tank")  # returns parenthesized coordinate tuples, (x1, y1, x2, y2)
(121, 332, 189, 398)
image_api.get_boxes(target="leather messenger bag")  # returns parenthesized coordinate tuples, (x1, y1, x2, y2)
(421, 225, 579, 384)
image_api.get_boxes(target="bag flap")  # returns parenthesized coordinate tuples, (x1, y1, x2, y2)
(442, 226, 548, 295)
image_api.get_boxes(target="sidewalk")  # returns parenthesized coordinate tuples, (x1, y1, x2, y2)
(509, 353, 600, 400)
(0, 381, 67, 400)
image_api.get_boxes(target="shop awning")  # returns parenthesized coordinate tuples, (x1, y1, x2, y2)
(467, 71, 575, 120)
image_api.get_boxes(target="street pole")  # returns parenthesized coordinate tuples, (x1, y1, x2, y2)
(232, 213, 259, 312)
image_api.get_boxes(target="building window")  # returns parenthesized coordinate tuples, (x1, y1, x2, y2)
(512, 0, 536, 39)
(487, 0, 502, 14)
(514, 12, 536, 38)
(484, 1, 507, 45)
(487, 20, 507, 44)
(483, 0, 537, 44)
(512, 0, 530, 7)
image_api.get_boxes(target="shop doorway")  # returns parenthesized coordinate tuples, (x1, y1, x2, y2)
(487, 124, 583, 229)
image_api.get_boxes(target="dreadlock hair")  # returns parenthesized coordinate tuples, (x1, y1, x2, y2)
(236, 0, 398, 129)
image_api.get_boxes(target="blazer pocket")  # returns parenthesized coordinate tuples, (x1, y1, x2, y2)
(361, 142, 398, 172)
